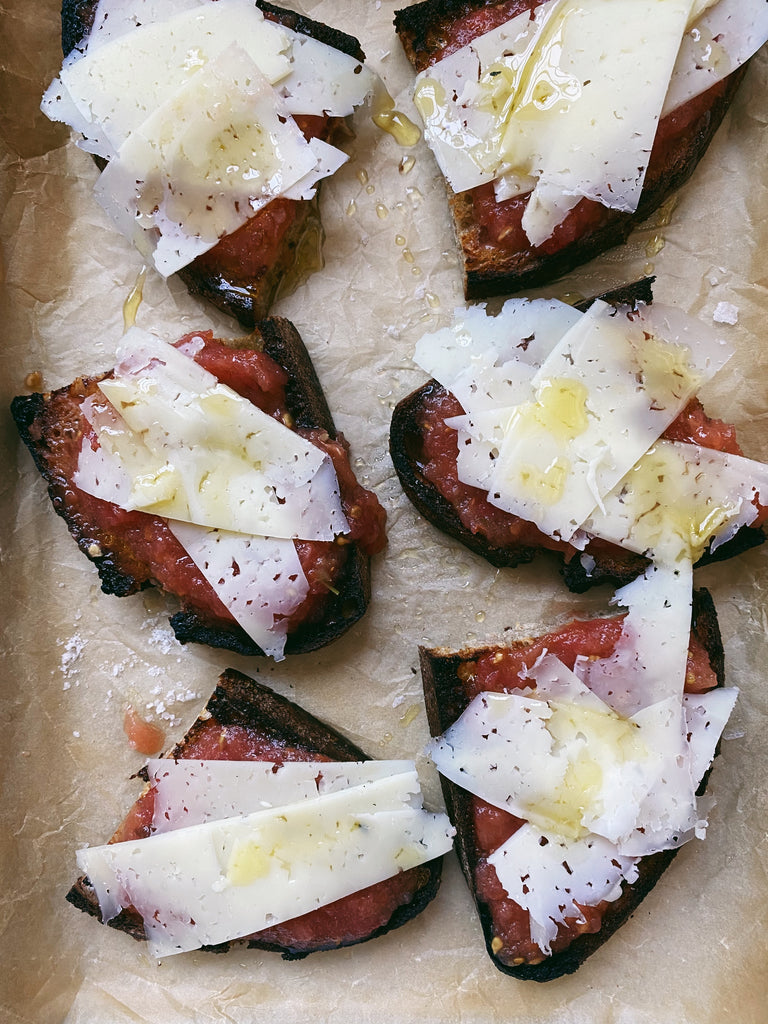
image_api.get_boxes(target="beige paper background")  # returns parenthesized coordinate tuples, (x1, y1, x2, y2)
(1, 2, 767, 1021)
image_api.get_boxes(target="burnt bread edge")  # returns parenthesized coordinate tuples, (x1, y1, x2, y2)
(66, 669, 444, 958)
(418, 586, 725, 980)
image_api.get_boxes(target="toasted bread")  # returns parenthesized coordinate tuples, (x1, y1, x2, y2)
(67, 669, 445, 957)
(56, 0, 368, 327)
(419, 586, 726, 979)
(394, 0, 750, 300)
(389, 279, 767, 591)
(11, 317, 386, 656)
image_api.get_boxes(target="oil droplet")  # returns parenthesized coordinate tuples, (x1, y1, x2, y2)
(645, 234, 665, 258)
(24, 370, 43, 391)
(557, 290, 587, 307)
(274, 209, 324, 303)
(406, 187, 423, 207)
(654, 194, 678, 228)
(402, 248, 415, 264)
(411, 266, 422, 277)
(346, 199, 357, 216)
(375, 202, 388, 220)
(644, 261, 655, 276)
(123, 265, 147, 332)
(380, 732, 393, 746)
(399, 154, 416, 175)
(371, 85, 422, 147)
(475, 610, 486, 623)
(365, 183, 375, 195)
(399, 704, 420, 727)
(395, 234, 406, 247)
(426, 291, 440, 309)
(357, 168, 369, 186)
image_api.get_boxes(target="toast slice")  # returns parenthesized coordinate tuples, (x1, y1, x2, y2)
(11, 317, 386, 656)
(54, 0, 370, 327)
(419, 585, 727, 979)
(67, 669, 446, 957)
(389, 280, 767, 591)
(394, 0, 752, 300)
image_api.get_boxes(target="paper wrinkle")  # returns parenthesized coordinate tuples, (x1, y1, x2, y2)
(2, 1, 768, 1022)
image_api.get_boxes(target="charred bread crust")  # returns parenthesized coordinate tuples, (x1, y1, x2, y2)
(66, 670, 444, 957)
(11, 317, 374, 656)
(419, 587, 724, 980)
(389, 278, 767, 590)
(394, 0, 749, 300)
(58, 0, 367, 327)
(256, 0, 365, 61)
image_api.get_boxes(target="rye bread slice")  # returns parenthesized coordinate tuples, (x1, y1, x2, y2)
(419, 586, 725, 980)
(394, 0, 749, 300)
(58, 0, 366, 327)
(11, 317, 380, 656)
(389, 279, 767, 591)
(66, 669, 445, 958)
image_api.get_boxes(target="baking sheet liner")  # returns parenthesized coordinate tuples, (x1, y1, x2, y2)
(1, 2, 767, 1021)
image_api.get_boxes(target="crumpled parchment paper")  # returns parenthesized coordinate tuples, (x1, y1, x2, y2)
(1, 2, 767, 1022)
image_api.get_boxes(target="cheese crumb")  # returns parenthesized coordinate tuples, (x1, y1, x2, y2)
(712, 301, 738, 325)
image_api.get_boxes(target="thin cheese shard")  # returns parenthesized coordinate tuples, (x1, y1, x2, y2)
(78, 772, 455, 957)
(147, 759, 420, 831)
(165, 526, 308, 659)
(488, 824, 640, 955)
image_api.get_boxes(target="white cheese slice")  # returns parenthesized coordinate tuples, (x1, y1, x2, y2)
(165, 525, 307, 659)
(413, 298, 583, 414)
(93, 47, 329, 277)
(488, 824, 640, 955)
(683, 687, 739, 788)
(275, 32, 375, 118)
(77, 0, 375, 117)
(75, 328, 349, 542)
(77, 774, 455, 957)
(427, 686, 654, 842)
(148, 759, 419, 831)
(663, 0, 768, 114)
(577, 440, 768, 566)
(43, 2, 294, 161)
(575, 561, 694, 717)
(478, 301, 730, 542)
(83, 0, 209, 53)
